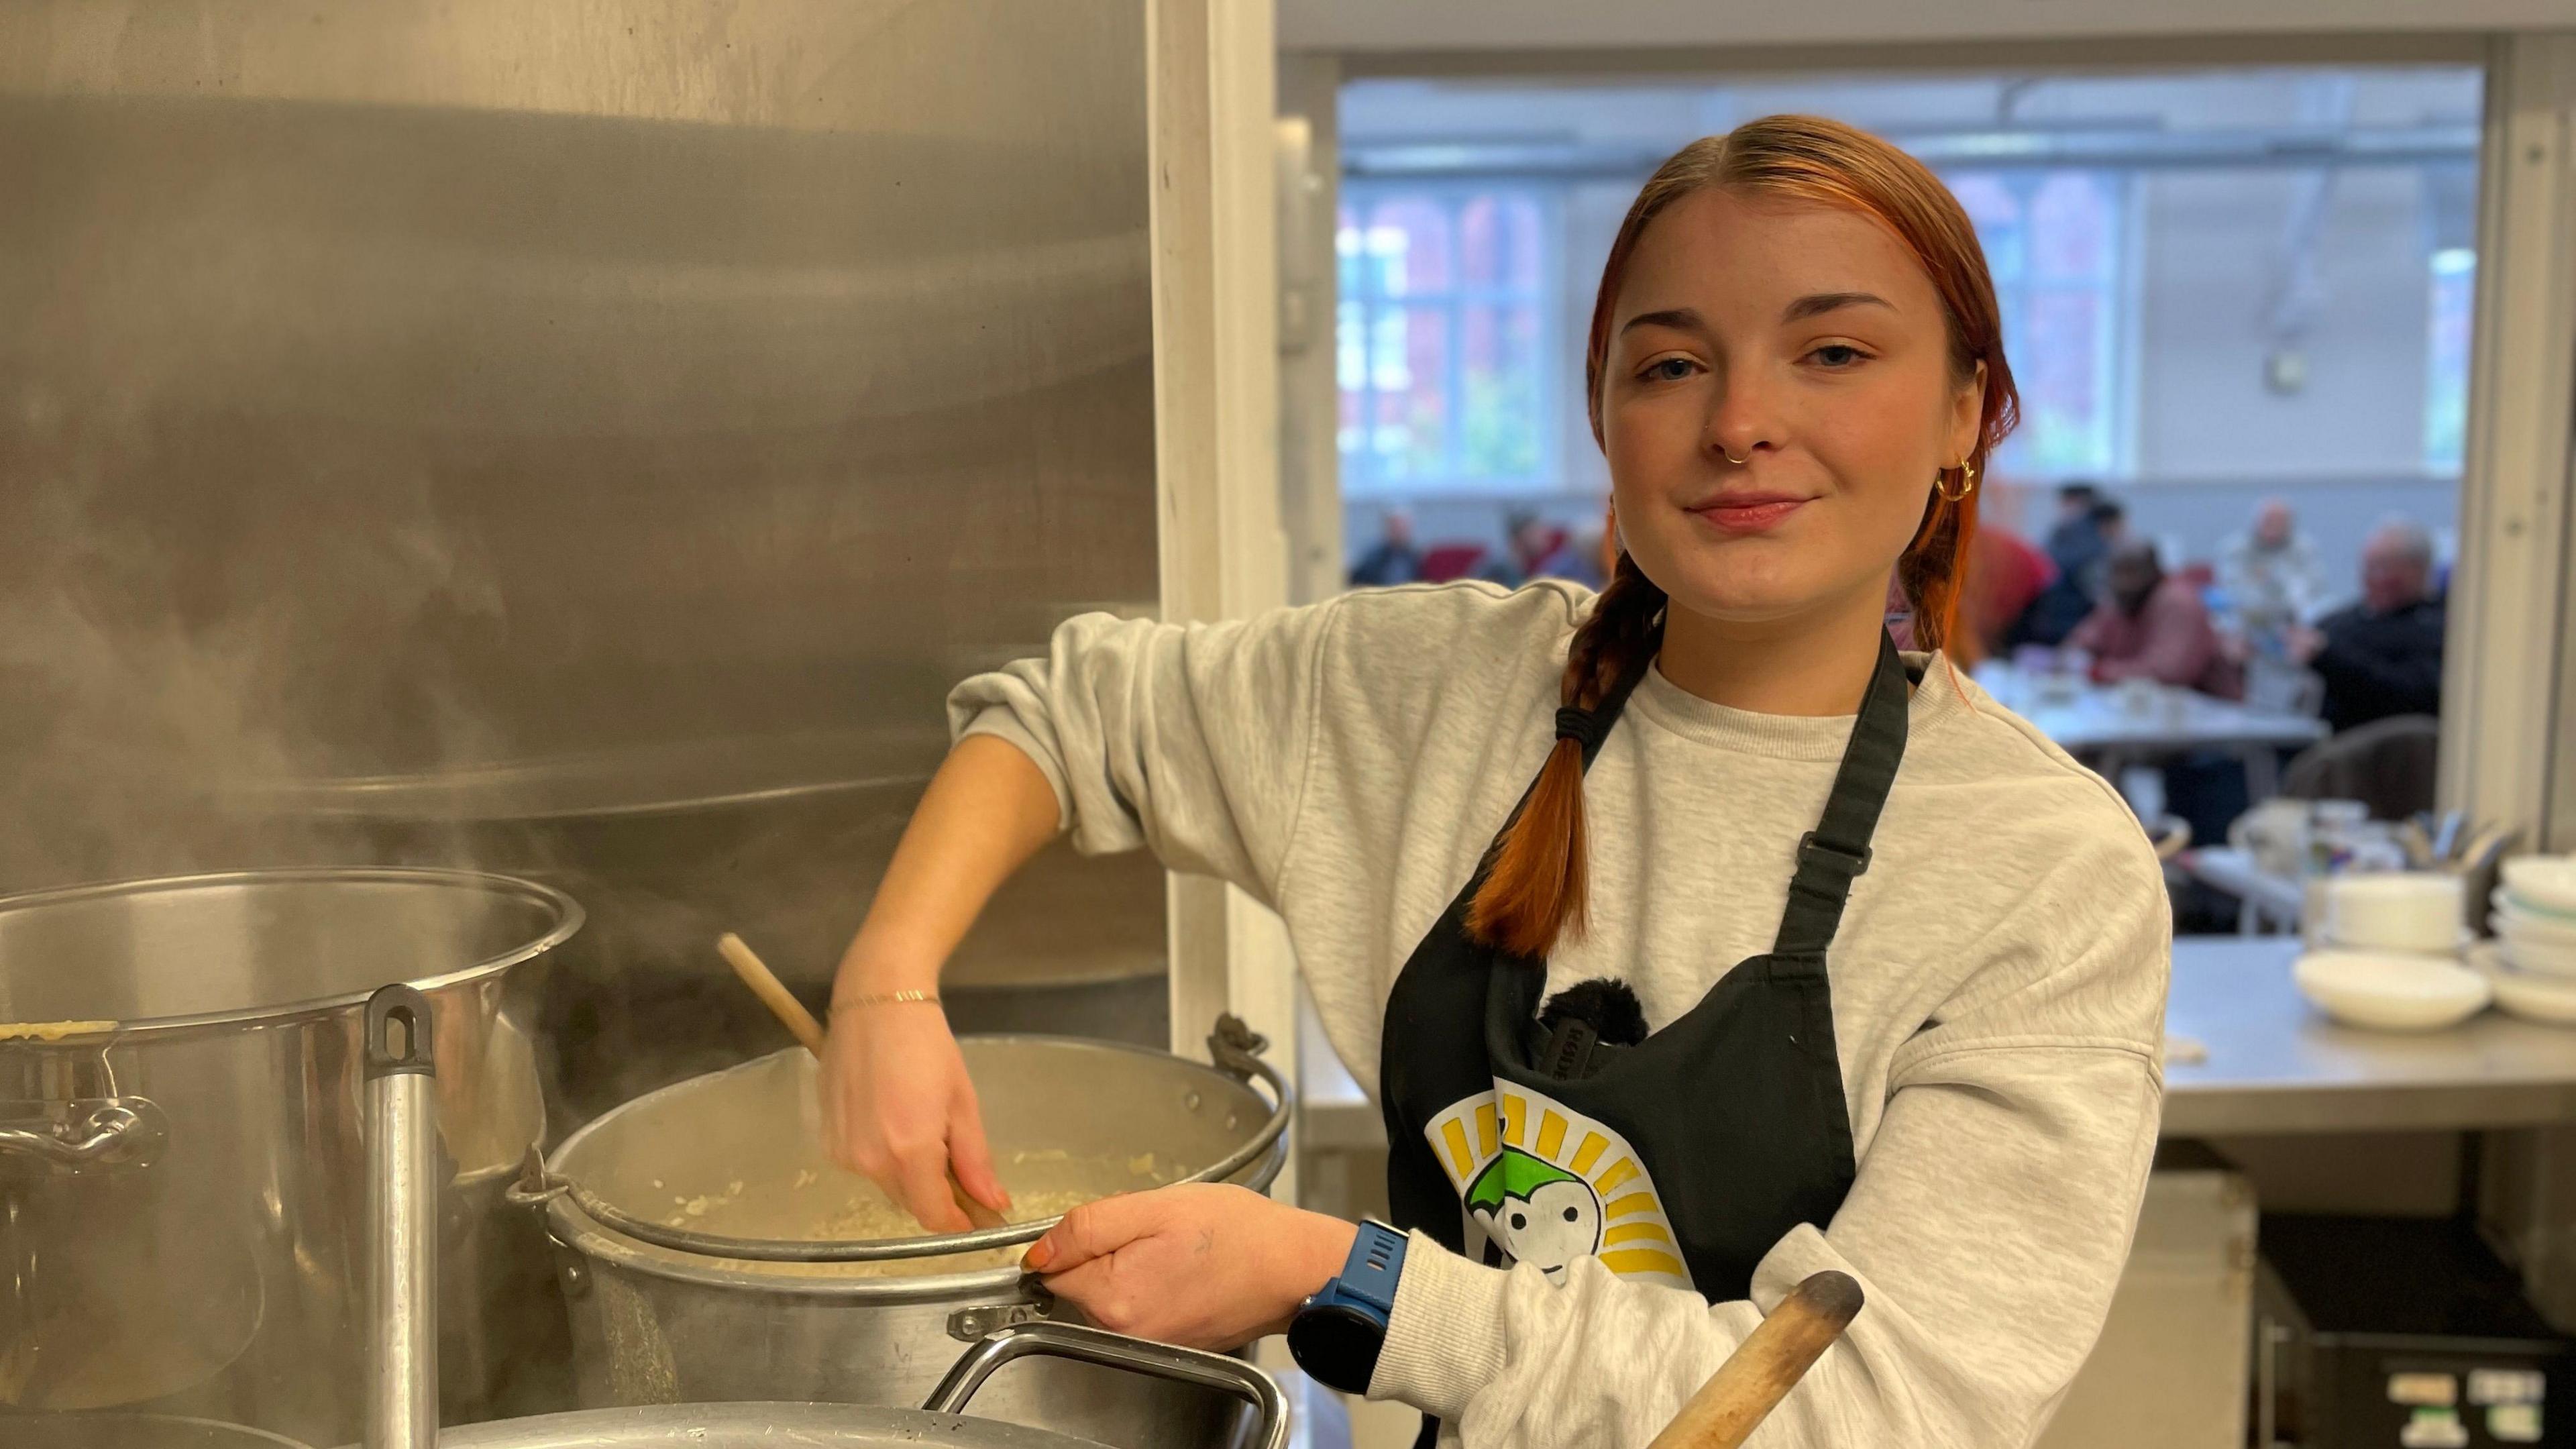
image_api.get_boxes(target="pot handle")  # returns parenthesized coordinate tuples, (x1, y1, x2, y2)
(1199, 1013, 1295, 1194)
(924, 1320, 1287, 1449)
(504, 1145, 570, 1210)
(0, 1098, 166, 1169)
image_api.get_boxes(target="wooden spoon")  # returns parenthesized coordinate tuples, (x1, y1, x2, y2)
(1646, 1270, 1865, 1449)
(715, 932, 1008, 1232)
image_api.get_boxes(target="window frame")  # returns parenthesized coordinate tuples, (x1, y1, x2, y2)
(1935, 162, 2143, 483)
(1336, 175, 1570, 500)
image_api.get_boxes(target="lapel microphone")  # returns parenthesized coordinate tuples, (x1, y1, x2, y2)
(1535, 977, 1648, 1080)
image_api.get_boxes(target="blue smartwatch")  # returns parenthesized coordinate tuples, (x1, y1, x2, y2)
(1287, 1219, 1407, 1395)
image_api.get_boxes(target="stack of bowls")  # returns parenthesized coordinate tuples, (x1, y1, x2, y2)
(2295, 872, 2490, 1031)
(2477, 857, 2576, 1025)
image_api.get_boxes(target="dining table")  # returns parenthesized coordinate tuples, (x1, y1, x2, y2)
(1968, 660, 2328, 802)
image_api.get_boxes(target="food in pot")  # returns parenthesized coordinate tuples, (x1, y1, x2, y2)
(660, 1146, 1186, 1278)
(0, 1020, 117, 1041)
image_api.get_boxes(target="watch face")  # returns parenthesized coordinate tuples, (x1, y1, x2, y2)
(1288, 1303, 1384, 1397)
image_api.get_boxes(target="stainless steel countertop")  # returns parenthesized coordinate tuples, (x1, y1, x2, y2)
(1295, 937, 2576, 1148)
(2161, 936, 2576, 1134)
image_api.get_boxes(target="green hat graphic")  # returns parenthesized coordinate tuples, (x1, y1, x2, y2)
(1464, 1147, 1584, 1212)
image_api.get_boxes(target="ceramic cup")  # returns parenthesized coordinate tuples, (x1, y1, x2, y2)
(2326, 871, 2467, 956)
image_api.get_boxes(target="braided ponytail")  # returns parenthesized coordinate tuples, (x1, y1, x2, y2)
(1466, 555, 1666, 957)
(1466, 114, 2019, 959)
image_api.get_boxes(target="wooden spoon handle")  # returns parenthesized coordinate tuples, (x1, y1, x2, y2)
(718, 931, 828, 1054)
(1646, 1271, 1866, 1449)
(714, 932, 1006, 1231)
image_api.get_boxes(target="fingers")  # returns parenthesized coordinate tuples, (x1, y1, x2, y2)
(896, 1148, 972, 1233)
(816, 1010, 992, 1234)
(947, 1085, 1012, 1215)
(1024, 1201, 1151, 1337)
(1036, 1255, 1144, 1335)
(1024, 1191, 1153, 1274)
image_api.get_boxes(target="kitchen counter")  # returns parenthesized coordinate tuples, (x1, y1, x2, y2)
(1295, 937, 2576, 1148)
(2160, 936, 2576, 1134)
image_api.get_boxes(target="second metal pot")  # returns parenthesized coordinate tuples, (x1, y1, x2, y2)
(428, 1322, 1286, 1449)
(0, 869, 579, 1443)
(529, 1022, 1291, 1448)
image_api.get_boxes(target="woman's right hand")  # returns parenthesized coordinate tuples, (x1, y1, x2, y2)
(820, 998, 1011, 1233)
(816, 735, 1063, 1232)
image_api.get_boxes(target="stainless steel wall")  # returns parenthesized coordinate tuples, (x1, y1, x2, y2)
(0, 1, 1165, 1139)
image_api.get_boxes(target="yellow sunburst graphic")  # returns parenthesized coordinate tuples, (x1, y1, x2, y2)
(1423, 1083, 1692, 1291)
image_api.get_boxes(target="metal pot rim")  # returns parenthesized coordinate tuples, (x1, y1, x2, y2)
(543, 1195, 1036, 1298)
(539, 1028, 1287, 1296)
(0, 867, 583, 1043)
(426, 1397, 1129, 1448)
(6, 1410, 315, 1448)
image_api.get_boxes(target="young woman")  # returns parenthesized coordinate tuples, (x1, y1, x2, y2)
(822, 115, 2169, 1448)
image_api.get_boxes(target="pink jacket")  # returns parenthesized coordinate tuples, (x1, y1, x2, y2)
(2070, 578, 2245, 700)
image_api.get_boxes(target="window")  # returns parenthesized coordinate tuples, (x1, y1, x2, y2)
(1338, 184, 1556, 498)
(1943, 168, 2131, 480)
(2425, 246, 2475, 474)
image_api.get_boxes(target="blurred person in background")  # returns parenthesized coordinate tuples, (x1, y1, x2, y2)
(1350, 507, 1424, 588)
(2218, 498, 2326, 646)
(2042, 482, 2102, 566)
(1561, 523, 1609, 589)
(1960, 521, 2054, 662)
(1480, 510, 1580, 588)
(2288, 518, 2445, 732)
(2070, 539, 2244, 699)
(2012, 489, 2123, 647)
(2086, 497, 2129, 551)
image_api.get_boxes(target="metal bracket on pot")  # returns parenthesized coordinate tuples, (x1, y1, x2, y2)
(0, 1096, 167, 1171)
(926, 1320, 1287, 1449)
(945, 1291, 1063, 1343)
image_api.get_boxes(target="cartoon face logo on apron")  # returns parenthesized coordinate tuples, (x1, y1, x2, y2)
(1421, 1083, 1692, 1291)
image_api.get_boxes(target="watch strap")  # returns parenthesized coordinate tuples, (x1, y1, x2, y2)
(1335, 1219, 1407, 1319)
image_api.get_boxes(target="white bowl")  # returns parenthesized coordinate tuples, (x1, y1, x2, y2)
(2504, 886, 2576, 925)
(2470, 943, 2576, 1027)
(2499, 924, 2576, 979)
(2294, 950, 2491, 1032)
(2502, 857, 2576, 919)
(2497, 902, 2576, 951)
(2324, 873, 2467, 956)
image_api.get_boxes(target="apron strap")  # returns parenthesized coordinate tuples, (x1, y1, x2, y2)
(1772, 632, 1911, 957)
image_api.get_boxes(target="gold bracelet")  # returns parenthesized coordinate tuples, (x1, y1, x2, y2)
(831, 989, 942, 1010)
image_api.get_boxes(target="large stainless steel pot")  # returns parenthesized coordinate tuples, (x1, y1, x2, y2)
(0, 868, 580, 1444)
(4, 1412, 314, 1449)
(525, 1021, 1291, 1448)
(419, 1323, 1287, 1449)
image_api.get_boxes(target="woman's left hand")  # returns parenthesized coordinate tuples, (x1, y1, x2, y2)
(1020, 1183, 1358, 1350)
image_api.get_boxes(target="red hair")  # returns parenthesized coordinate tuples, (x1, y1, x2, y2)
(1468, 115, 2021, 959)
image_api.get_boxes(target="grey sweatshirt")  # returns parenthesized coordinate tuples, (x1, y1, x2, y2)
(952, 580, 2169, 1449)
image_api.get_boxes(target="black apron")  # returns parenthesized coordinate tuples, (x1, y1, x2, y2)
(1378, 631, 1911, 1382)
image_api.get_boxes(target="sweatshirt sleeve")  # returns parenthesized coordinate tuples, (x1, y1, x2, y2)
(946, 600, 1346, 908)
(1369, 827, 2170, 1449)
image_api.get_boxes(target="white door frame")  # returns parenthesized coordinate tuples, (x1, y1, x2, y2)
(1148, 0, 1299, 1201)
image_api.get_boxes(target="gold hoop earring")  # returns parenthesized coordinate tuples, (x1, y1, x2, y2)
(1936, 460, 1978, 503)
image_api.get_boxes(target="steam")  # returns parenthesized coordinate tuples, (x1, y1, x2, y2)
(0, 381, 507, 892)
